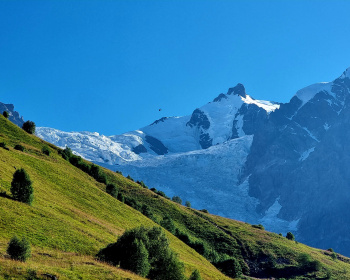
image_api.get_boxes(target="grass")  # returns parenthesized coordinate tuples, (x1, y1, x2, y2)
(1, 114, 350, 279)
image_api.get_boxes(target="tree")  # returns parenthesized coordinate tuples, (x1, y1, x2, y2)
(106, 183, 118, 198)
(3, 111, 9, 118)
(215, 257, 242, 278)
(160, 216, 176, 234)
(42, 146, 50, 156)
(185, 201, 191, 208)
(97, 226, 185, 279)
(7, 236, 31, 261)
(286, 232, 295, 241)
(22, 121, 36, 134)
(125, 239, 150, 277)
(172, 196, 182, 204)
(189, 269, 202, 280)
(11, 168, 33, 205)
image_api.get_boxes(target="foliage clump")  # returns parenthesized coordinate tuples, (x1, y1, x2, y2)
(42, 146, 50, 156)
(106, 183, 118, 198)
(14, 144, 25, 151)
(252, 224, 265, 230)
(22, 120, 36, 134)
(97, 226, 185, 280)
(6, 236, 31, 262)
(172, 196, 182, 204)
(185, 201, 191, 208)
(189, 269, 202, 280)
(286, 232, 295, 241)
(3, 111, 9, 118)
(11, 168, 33, 205)
(0, 142, 9, 150)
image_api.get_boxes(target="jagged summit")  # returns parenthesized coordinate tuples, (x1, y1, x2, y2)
(227, 83, 246, 97)
(0, 102, 25, 127)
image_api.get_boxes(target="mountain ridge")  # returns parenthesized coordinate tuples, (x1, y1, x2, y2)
(35, 66, 350, 256)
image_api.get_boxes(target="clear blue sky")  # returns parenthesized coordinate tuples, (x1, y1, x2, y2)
(1, 0, 349, 135)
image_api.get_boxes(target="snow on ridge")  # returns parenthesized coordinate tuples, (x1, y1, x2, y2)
(241, 95, 280, 113)
(295, 82, 332, 106)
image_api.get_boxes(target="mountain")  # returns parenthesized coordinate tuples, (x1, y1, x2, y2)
(36, 67, 350, 256)
(2, 110, 350, 280)
(0, 102, 24, 127)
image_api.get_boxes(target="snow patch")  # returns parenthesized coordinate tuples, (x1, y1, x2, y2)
(324, 123, 330, 131)
(299, 147, 315, 161)
(241, 95, 280, 113)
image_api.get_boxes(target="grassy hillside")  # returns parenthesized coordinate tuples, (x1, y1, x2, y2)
(0, 116, 229, 280)
(1, 115, 350, 280)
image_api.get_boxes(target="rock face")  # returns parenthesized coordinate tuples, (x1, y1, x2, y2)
(0, 102, 24, 127)
(36, 67, 350, 256)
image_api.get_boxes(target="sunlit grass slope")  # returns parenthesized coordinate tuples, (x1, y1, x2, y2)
(2, 114, 350, 280)
(0, 115, 229, 280)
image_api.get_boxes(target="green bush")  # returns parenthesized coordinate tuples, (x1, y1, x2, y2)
(0, 142, 9, 150)
(189, 269, 202, 280)
(117, 192, 125, 203)
(14, 144, 25, 151)
(126, 175, 134, 181)
(185, 201, 191, 208)
(97, 226, 185, 279)
(160, 216, 176, 234)
(11, 168, 34, 205)
(42, 146, 50, 156)
(22, 120, 36, 134)
(172, 196, 182, 204)
(200, 209, 209, 213)
(89, 164, 108, 184)
(106, 183, 118, 198)
(214, 257, 242, 278)
(3, 111, 9, 118)
(286, 232, 295, 241)
(6, 236, 31, 261)
(141, 204, 154, 219)
(252, 224, 265, 230)
(298, 253, 322, 272)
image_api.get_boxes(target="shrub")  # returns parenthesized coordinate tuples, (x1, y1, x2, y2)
(0, 142, 9, 150)
(89, 164, 108, 184)
(6, 236, 31, 261)
(116, 170, 123, 175)
(126, 175, 134, 181)
(215, 257, 242, 278)
(124, 197, 142, 211)
(185, 201, 191, 208)
(3, 111, 9, 118)
(141, 204, 154, 219)
(200, 209, 209, 213)
(117, 192, 125, 203)
(189, 269, 202, 280)
(298, 253, 321, 272)
(60, 147, 73, 160)
(11, 168, 33, 205)
(286, 232, 295, 241)
(252, 224, 265, 230)
(14, 144, 25, 151)
(137, 180, 148, 189)
(22, 120, 36, 134)
(106, 183, 118, 198)
(172, 196, 182, 204)
(160, 216, 176, 234)
(41, 146, 50, 156)
(97, 226, 185, 279)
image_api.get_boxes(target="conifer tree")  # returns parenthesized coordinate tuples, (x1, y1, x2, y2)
(11, 168, 33, 205)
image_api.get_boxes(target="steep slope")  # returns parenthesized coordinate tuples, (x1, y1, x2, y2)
(0, 115, 230, 280)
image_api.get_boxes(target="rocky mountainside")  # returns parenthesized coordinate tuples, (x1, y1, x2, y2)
(0, 102, 24, 127)
(36, 67, 350, 256)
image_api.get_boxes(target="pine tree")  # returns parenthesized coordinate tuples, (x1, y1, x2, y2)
(11, 168, 33, 205)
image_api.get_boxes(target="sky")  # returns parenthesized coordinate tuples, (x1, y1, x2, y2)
(0, 0, 350, 135)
